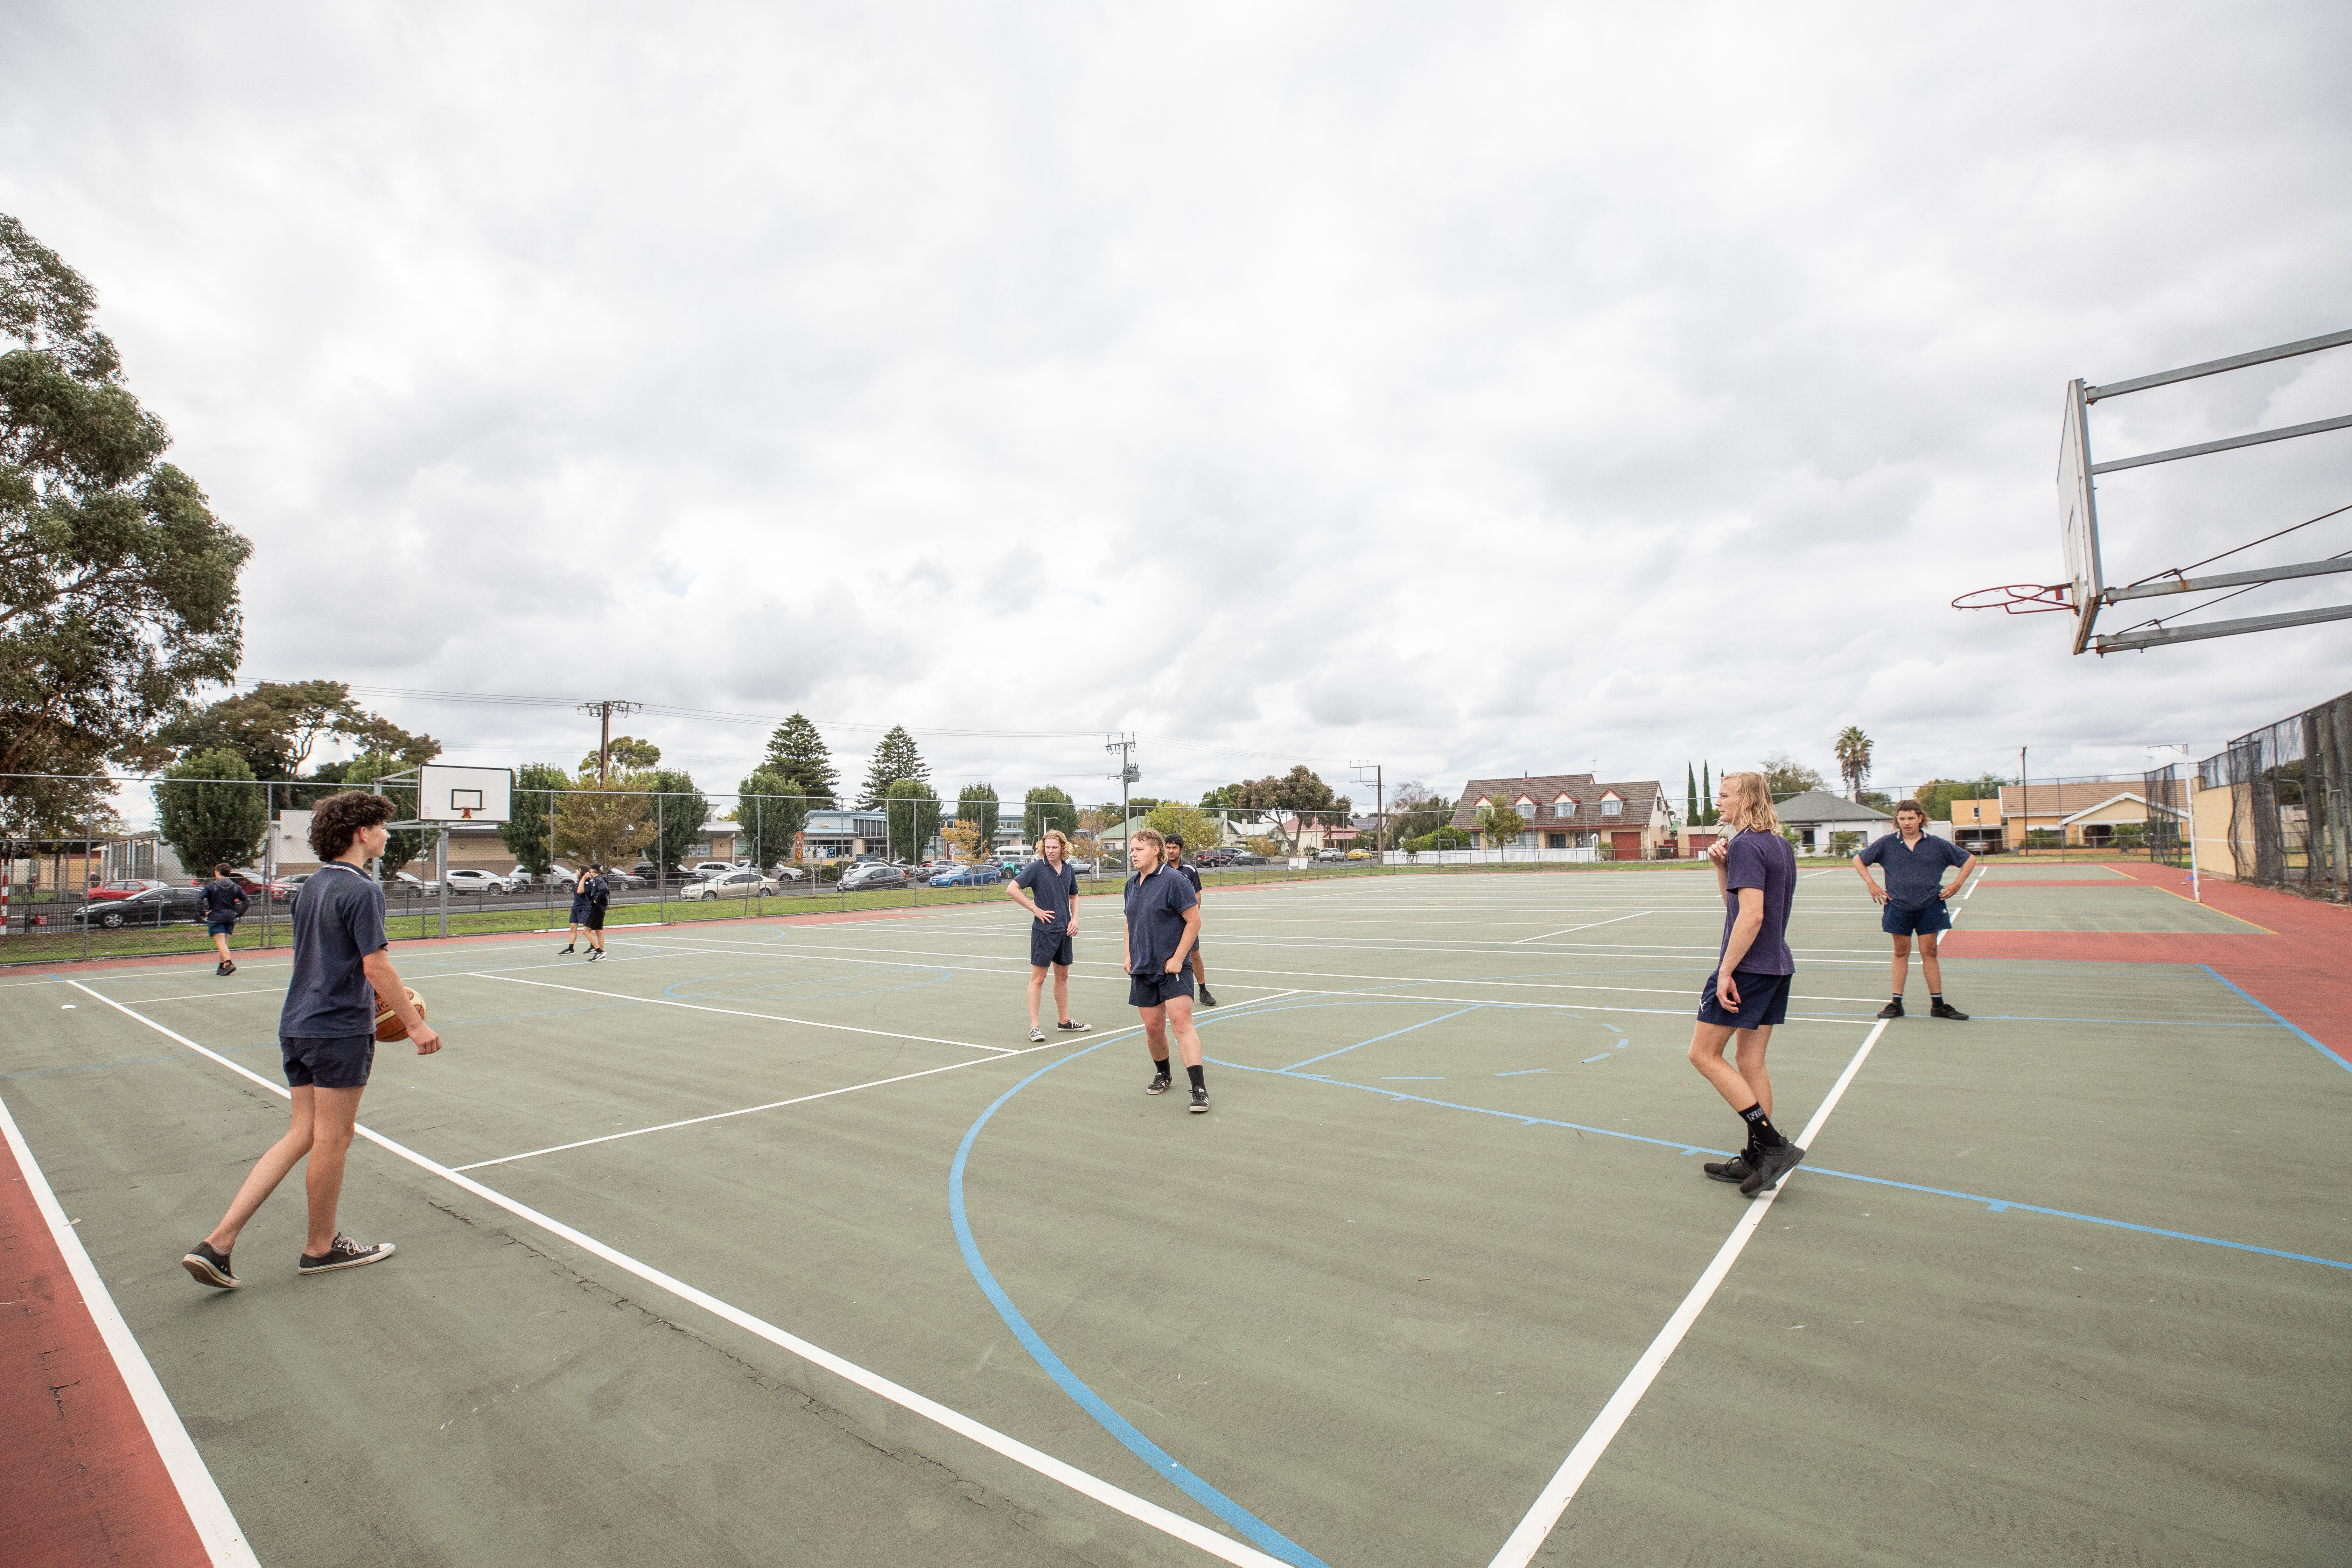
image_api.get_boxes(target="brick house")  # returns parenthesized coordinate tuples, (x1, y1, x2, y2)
(1450, 774, 1672, 860)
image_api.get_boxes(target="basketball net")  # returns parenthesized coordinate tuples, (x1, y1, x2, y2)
(1951, 583, 2072, 615)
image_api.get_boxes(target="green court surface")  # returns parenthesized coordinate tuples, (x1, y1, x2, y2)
(3, 866, 2346, 1566)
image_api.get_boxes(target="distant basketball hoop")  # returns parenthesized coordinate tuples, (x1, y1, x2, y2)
(1953, 583, 2072, 615)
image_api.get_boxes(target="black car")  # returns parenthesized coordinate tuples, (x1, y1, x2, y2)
(1192, 848, 1237, 868)
(1228, 852, 1269, 866)
(839, 863, 910, 891)
(72, 884, 210, 928)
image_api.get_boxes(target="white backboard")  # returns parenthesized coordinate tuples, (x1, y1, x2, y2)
(418, 764, 513, 823)
(2057, 378, 2105, 655)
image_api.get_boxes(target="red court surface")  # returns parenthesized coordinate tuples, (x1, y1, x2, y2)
(1, 1124, 212, 1567)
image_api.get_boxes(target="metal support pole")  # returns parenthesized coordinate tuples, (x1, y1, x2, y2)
(436, 825, 450, 938)
(264, 781, 274, 951)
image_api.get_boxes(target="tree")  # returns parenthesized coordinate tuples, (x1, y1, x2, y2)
(1024, 785, 1077, 842)
(645, 769, 709, 870)
(1834, 726, 1874, 802)
(153, 746, 267, 873)
(162, 679, 438, 784)
(859, 725, 928, 808)
(1686, 763, 1700, 830)
(1702, 761, 1716, 825)
(1144, 801, 1221, 857)
(580, 735, 660, 776)
(1910, 775, 2009, 821)
(737, 767, 812, 867)
(2, 215, 251, 787)
(500, 763, 569, 876)
(760, 713, 837, 806)
(1212, 764, 1338, 855)
(554, 771, 656, 870)
(1387, 781, 1455, 844)
(883, 777, 940, 859)
(1760, 752, 1824, 800)
(1476, 796, 1528, 848)
(956, 783, 1000, 850)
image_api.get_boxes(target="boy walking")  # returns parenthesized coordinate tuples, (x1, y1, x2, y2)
(1122, 828, 1209, 1113)
(1162, 836, 1217, 1007)
(559, 866, 589, 953)
(201, 863, 249, 976)
(1855, 801, 1975, 1019)
(180, 791, 440, 1288)
(1684, 772, 1805, 1196)
(582, 864, 610, 959)
(1009, 829, 1090, 1042)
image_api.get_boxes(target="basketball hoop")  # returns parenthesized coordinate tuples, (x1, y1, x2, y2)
(1952, 583, 2073, 615)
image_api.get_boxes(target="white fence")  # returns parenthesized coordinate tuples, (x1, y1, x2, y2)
(1382, 847, 1601, 867)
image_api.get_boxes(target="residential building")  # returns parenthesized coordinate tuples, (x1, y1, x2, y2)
(1996, 780, 2188, 849)
(1773, 790, 1896, 856)
(1449, 774, 1672, 860)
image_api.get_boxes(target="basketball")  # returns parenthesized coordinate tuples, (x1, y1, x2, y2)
(375, 987, 426, 1042)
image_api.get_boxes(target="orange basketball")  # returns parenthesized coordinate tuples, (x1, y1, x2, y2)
(375, 987, 426, 1042)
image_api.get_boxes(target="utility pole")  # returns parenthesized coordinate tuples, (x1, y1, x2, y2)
(2018, 746, 2028, 859)
(578, 699, 642, 786)
(1105, 734, 1138, 864)
(1351, 760, 1384, 859)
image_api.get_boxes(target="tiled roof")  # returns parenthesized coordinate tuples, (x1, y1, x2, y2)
(1999, 779, 2186, 816)
(1773, 789, 1892, 825)
(1450, 774, 1665, 831)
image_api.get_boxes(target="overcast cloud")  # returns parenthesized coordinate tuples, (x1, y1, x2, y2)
(6, 1, 2348, 808)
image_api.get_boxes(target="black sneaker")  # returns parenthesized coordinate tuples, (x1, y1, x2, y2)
(298, 1234, 395, 1275)
(1740, 1142, 1806, 1197)
(1055, 1019, 1091, 1032)
(1189, 1085, 1210, 1114)
(1146, 1070, 1174, 1095)
(1877, 999, 1905, 1019)
(1198, 987, 1219, 1008)
(181, 1240, 239, 1289)
(221, 960, 236, 976)
(1930, 999, 1969, 1020)
(558, 943, 574, 953)
(1029, 1025, 1048, 1042)
(587, 949, 604, 962)
(1702, 1153, 1752, 1184)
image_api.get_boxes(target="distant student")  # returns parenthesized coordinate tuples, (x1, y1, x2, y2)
(1122, 828, 1209, 1113)
(1684, 771, 1804, 1197)
(201, 863, 249, 976)
(1162, 835, 1217, 1007)
(1008, 829, 1090, 1042)
(181, 790, 440, 1289)
(1855, 800, 1975, 1019)
(560, 867, 589, 953)
(582, 864, 610, 960)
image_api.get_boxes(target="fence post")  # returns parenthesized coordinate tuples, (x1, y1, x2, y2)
(657, 793, 666, 926)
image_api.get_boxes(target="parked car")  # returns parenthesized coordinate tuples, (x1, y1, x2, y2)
(1064, 857, 1095, 875)
(1192, 849, 1236, 868)
(386, 872, 444, 897)
(839, 862, 909, 891)
(88, 877, 173, 901)
(1346, 848, 1373, 860)
(680, 869, 777, 900)
(929, 863, 1002, 887)
(1314, 848, 1348, 862)
(280, 872, 315, 898)
(768, 864, 806, 882)
(71, 884, 209, 927)
(443, 868, 510, 896)
(603, 869, 649, 890)
(540, 866, 579, 891)
(1229, 851, 1269, 866)
(690, 860, 743, 877)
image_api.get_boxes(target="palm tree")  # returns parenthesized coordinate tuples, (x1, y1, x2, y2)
(1834, 727, 1873, 802)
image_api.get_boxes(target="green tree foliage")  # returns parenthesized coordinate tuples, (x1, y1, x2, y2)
(859, 725, 928, 808)
(1023, 785, 1077, 842)
(1, 215, 251, 786)
(645, 769, 708, 870)
(760, 713, 837, 806)
(955, 782, 1000, 848)
(1760, 751, 1825, 800)
(1477, 796, 1528, 847)
(736, 768, 812, 867)
(1701, 761, 1716, 825)
(553, 767, 657, 871)
(500, 763, 569, 875)
(580, 735, 660, 780)
(1912, 775, 2010, 821)
(163, 679, 438, 786)
(1686, 763, 1700, 828)
(1144, 801, 1221, 856)
(154, 747, 266, 873)
(883, 777, 940, 858)
(1387, 781, 1454, 844)
(1212, 765, 1339, 854)
(1834, 726, 1874, 802)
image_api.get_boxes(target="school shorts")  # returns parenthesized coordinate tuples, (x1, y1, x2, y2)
(1883, 899, 1952, 937)
(206, 919, 237, 937)
(1128, 969, 1196, 1010)
(1030, 927, 1074, 967)
(1696, 969, 1792, 1030)
(583, 908, 607, 931)
(283, 1034, 376, 1090)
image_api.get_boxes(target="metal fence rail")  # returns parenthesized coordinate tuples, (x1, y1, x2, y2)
(2197, 688, 2351, 901)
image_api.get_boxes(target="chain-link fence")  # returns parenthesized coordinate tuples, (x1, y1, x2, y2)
(2191, 688, 2351, 901)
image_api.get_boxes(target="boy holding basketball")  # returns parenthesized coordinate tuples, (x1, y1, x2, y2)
(182, 790, 440, 1288)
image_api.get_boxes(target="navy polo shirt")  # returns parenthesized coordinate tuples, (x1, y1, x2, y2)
(1719, 830, 1796, 976)
(1014, 857, 1078, 929)
(1122, 865, 1197, 975)
(1858, 831, 1970, 910)
(279, 861, 388, 1038)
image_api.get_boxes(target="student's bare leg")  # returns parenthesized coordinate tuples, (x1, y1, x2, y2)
(1685, 1022, 1750, 1110)
(1888, 933, 1913, 995)
(303, 1085, 366, 1255)
(205, 1087, 317, 1251)
(1139, 1003, 1170, 1068)
(1730, 1024, 1774, 1118)
(1163, 995, 1204, 1068)
(1051, 964, 1072, 1024)
(1190, 947, 1208, 988)
(1027, 965, 1049, 1028)
(1918, 931, 1942, 994)
(212, 931, 232, 963)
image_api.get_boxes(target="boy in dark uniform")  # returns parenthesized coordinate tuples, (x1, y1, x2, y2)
(1162, 836, 1217, 1007)
(582, 863, 610, 960)
(560, 867, 589, 952)
(1854, 800, 1975, 1019)
(1009, 829, 1090, 1042)
(1122, 827, 1208, 1113)
(201, 862, 249, 976)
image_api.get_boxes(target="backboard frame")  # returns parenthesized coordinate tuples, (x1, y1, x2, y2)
(417, 764, 513, 824)
(2057, 377, 2103, 655)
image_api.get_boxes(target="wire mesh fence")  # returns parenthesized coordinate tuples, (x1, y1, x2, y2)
(2192, 687, 2351, 901)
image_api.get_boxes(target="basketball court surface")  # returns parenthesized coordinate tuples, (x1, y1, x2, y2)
(5, 862, 2347, 1566)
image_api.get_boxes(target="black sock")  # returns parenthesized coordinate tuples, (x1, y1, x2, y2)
(1891, 991, 1903, 1002)
(1738, 1102, 1786, 1150)
(1186, 1064, 1206, 1090)
(1152, 1056, 1170, 1078)
(1931, 992, 1943, 1002)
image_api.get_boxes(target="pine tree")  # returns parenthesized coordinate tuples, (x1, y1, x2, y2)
(859, 724, 928, 808)
(760, 713, 837, 805)
(1686, 762, 1699, 828)
(1702, 761, 1715, 825)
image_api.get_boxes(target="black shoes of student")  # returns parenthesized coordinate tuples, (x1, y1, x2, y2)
(181, 1240, 239, 1289)
(216, 960, 236, 977)
(1930, 999, 1969, 1020)
(1702, 1153, 1752, 1184)
(1198, 988, 1219, 1007)
(557, 943, 575, 953)
(1190, 1085, 1210, 1113)
(587, 949, 604, 962)
(1740, 1143, 1806, 1197)
(1146, 1071, 1174, 1094)
(1877, 999, 1905, 1019)
(1056, 1019, 1091, 1032)
(298, 1235, 395, 1275)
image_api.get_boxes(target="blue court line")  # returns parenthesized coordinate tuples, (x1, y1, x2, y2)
(1281, 1005, 1481, 1071)
(1209, 1062, 2352, 1275)
(2204, 965, 2352, 1077)
(1494, 1068, 1549, 1077)
(1380, 1075, 1443, 1080)
(1580, 1054, 1613, 1064)
(948, 1039, 1331, 1568)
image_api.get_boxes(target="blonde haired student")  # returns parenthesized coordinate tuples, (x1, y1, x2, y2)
(1685, 771, 1804, 1196)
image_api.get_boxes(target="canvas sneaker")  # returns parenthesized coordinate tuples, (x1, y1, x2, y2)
(181, 1240, 239, 1289)
(1146, 1071, 1174, 1095)
(1030, 1025, 1048, 1042)
(298, 1235, 395, 1275)
(1189, 1085, 1210, 1114)
(1055, 1019, 1091, 1032)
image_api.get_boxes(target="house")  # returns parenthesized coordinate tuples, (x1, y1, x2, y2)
(1449, 774, 1673, 860)
(1996, 781, 2188, 849)
(1944, 797, 2005, 854)
(1772, 790, 1897, 856)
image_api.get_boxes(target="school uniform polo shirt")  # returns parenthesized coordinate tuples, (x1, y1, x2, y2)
(1857, 831, 1969, 910)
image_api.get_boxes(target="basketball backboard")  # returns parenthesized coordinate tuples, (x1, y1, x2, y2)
(418, 764, 512, 823)
(2056, 378, 2103, 655)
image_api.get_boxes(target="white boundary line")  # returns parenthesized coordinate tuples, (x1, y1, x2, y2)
(59, 980, 1290, 1568)
(470, 972, 1020, 1054)
(0, 1089, 261, 1567)
(1512, 911, 1653, 943)
(1484, 1018, 1892, 1568)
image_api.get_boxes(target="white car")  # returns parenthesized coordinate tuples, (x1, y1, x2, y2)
(769, 864, 806, 882)
(690, 861, 741, 876)
(443, 868, 510, 896)
(387, 872, 443, 896)
(680, 869, 779, 900)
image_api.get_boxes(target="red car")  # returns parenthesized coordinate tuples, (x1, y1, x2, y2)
(89, 878, 173, 902)
(187, 870, 295, 902)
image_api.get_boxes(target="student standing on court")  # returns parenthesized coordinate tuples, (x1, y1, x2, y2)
(1122, 827, 1210, 1113)
(201, 862, 249, 976)
(582, 863, 610, 960)
(1162, 835, 1218, 1007)
(1684, 771, 1804, 1196)
(559, 865, 590, 953)
(181, 791, 440, 1289)
(1854, 800, 1974, 1020)
(1008, 828, 1091, 1042)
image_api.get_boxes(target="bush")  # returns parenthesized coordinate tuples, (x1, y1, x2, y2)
(1830, 831, 1863, 858)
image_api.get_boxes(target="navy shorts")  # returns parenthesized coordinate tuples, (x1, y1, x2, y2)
(1697, 969, 1792, 1030)
(1128, 968, 1196, 1010)
(583, 909, 607, 931)
(1030, 927, 1074, 967)
(1884, 900, 1952, 937)
(568, 903, 589, 924)
(283, 1034, 376, 1090)
(206, 920, 236, 937)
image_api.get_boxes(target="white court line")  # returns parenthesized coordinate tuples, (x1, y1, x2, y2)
(0, 1088, 260, 1567)
(1512, 911, 1653, 944)
(82, 988, 280, 1006)
(59, 980, 1292, 1568)
(1485, 1018, 1892, 1568)
(471, 972, 1020, 1054)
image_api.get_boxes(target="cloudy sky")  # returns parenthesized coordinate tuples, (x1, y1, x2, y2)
(7, 1, 2348, 810)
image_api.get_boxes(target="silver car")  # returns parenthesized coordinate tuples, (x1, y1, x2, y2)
(680, 869, 779, 900)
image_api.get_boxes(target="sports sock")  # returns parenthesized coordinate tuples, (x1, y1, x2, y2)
(1931, 992, 1944, 1002)
(1890, 991, 1903, 1002)
(1186, 1064, 1206, 1090)
(1151, 1056, 1171, 1078)
(1737, 1102, 1786, 1149)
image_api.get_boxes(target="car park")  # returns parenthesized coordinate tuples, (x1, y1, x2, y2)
(1192, 849, 1236, 868)
(1314, 848, 1348, 862)
(386, 872, 444, 897)
(929, 863, 1002, 887)
(769, 864, 806, 882)
(603, 869, 649, 889)
(88, 877, 173, 901)
(839, 862, 909, 891)
(71, 885, 209, 927)
(1228, 852, 1269, 866)
(680, 869, 777, 900)
(443, 868, 510, 896)
(690, 861, 742, 877)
